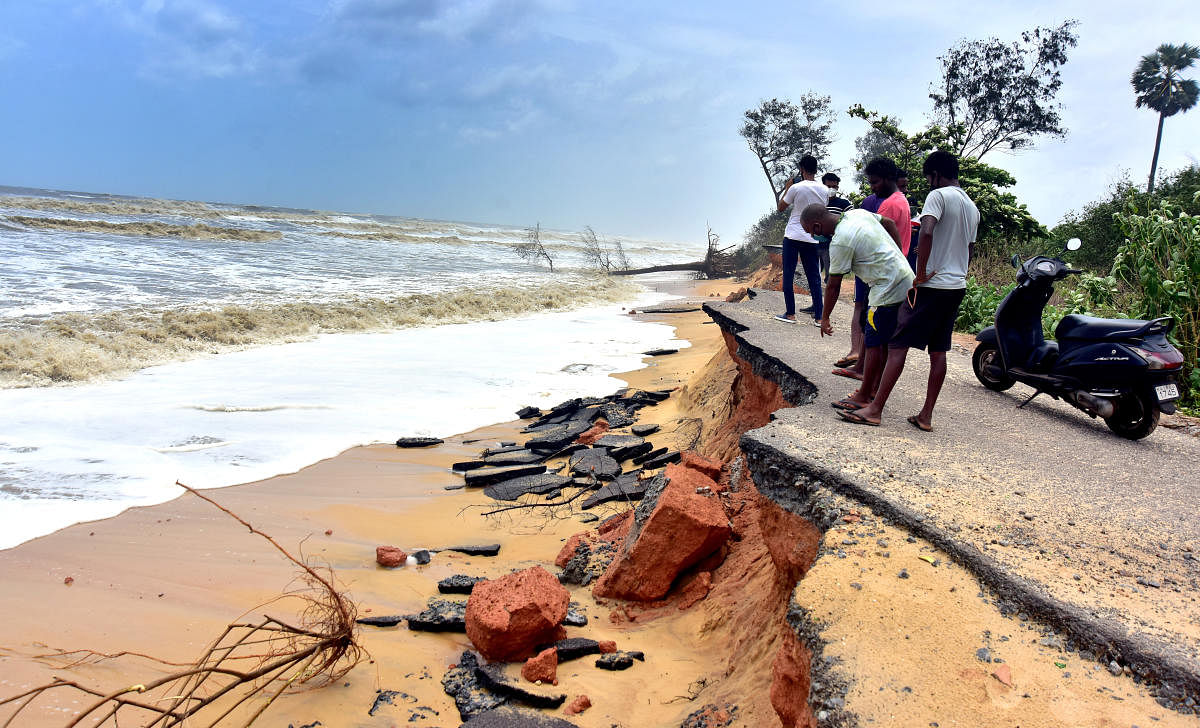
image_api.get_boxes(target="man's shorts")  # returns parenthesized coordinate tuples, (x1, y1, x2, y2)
(889, 287, 967, 352)
(864, 302, 901, 348)
(854, 276, 869, 303)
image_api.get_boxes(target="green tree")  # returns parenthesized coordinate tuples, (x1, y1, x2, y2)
(740, 94, 837, 205)
(930, 21, 1079, 159)
(847, 106, 1045, 248)
(1131, 42, 1199, 194)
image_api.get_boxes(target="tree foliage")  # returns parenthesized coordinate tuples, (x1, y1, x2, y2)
(929, 20, 1079, 159)
(847, 105, 1045, 248)
(740, 94, 837, 204)
(851, 127, 907, 184)
(1131, 42, 1199, 193)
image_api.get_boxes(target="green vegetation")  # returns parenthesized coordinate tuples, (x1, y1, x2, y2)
(1051, 165, 1200, 271)
(1113, 196, 1200, 404)
(739, 95, 836, 205)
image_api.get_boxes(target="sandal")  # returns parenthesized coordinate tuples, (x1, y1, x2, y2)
(831, 398, 866, 411)
(833, 354, 859, 368)
(837, 409, 880, 426)
(906, 415, 932, 432)
(832, 367, 863, 380)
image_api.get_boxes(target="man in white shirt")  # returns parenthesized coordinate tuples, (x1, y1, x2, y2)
(775, 154, 832, 325)
(844, 151, 980, 431)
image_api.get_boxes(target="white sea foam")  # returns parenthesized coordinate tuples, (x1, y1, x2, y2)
(0, 288, 687, 549)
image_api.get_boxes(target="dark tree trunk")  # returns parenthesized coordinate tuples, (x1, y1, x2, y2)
(613, 262, 706, 276)
(1148, 112, 1165, 195)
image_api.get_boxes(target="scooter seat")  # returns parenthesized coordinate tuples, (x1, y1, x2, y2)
(1055, 314, 1149, 341)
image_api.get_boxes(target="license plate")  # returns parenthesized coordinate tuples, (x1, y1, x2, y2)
(1156, 383, 1180, 401)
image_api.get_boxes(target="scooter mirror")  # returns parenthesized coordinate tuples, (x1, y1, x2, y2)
(1066, 237, 1082, 251)
(1011, 254, 1021, 269)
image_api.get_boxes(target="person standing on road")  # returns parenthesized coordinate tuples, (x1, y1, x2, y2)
(898, 170, 921, 271)
(801, 204, 913, 413)
(775, 155, 832, 325)
(821, 173, 851, 281)
(838, 151, 980, 431)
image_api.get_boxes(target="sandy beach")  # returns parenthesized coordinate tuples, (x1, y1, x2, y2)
(0, 279, 746, 727)
(1, 274, 1193, 728)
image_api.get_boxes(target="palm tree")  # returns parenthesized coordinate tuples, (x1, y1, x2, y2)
(1131, 43, 1199, 194)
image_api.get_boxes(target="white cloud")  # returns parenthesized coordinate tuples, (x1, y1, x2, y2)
(103, 0, 261, 79)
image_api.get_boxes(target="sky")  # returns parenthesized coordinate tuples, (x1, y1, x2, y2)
(0, 1, 1198, 247)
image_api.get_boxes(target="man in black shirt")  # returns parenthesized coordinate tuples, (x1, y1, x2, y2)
(820, 173, 851, 280)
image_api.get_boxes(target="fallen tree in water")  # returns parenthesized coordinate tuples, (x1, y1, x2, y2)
(614, 225, 738, 279)
(0, 484, 363, 728)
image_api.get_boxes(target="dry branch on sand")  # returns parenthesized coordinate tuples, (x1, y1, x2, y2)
(0, 483, 363, 728)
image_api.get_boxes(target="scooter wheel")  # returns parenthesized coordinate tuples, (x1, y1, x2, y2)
(1104, 390, 1160, 440)
(972, 343, 1014, 392)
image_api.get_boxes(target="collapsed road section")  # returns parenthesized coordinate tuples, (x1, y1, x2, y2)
(704, 289, 1200, 713)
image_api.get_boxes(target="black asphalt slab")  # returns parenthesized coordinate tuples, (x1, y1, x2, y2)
(705, 288, 1200, 701)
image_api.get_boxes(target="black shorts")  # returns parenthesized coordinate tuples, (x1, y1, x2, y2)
(864, 302, 901, 348)
(889, 287, 966, 352)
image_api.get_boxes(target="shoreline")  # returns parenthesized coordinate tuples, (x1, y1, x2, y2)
(0, 277, 742, 727)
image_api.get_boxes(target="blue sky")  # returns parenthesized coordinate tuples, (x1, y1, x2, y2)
(1, 1, 1197, 247)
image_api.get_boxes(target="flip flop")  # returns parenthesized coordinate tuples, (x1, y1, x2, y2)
(831, 398, 866, 411)
(837, 409, 879, 426)
(907, 415, 932, 432)
(833, 355, 859, 368)
(831, 367, 864, 380)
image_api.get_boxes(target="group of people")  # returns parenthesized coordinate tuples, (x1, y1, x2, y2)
(774, 151, 980, 432)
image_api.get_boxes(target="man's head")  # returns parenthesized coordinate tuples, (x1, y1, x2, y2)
(864, 157, 899, 198)
(798, 155, 818, 178)
(922, 151, 959, 189)
(800, 203, 839, 239)
(822, 172, 840, 191)
(897, 170, 909, 195)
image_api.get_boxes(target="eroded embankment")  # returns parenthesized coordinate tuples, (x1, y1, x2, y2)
(676, 309, 853, 728)
(698, 295, 1200, 721)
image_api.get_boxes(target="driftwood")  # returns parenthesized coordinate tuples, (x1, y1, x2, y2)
(0, 483, 363, 728)
(614, 225, 737, 279)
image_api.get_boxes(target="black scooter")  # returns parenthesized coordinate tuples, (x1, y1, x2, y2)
(972, 238, 1184, 440)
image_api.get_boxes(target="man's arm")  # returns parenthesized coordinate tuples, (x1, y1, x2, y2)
(819, 274, 843, 337)
(879, 217, 901, 247)
(777, 179, 795, 212)
(915, 215, 938, 284)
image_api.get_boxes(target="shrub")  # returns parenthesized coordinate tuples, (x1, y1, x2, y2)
(1112, 197, 1200, 403)
(1052, 165, 1200, 272)
(731, 209, 787, 274)
(955, 276, 1013, 334)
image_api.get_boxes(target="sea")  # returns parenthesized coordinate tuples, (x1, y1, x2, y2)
(0, 185, 704, 550)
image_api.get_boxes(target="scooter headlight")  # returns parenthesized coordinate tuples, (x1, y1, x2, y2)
(1035, 261, 1056, 274)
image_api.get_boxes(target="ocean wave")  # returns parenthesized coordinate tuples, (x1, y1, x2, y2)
(4, 216, 282, 242)
(0, 277, 639, 387)
(0, 195, 220, 218)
